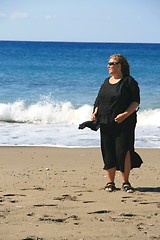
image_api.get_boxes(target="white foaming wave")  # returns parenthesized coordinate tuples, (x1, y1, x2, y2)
(0, 100, 92, 124)
(0, 100, 159, 128)
(137, 109, 160, 127)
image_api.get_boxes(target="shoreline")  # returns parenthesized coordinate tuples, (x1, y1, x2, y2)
(0, 147, 160, 240)
(0, 145, 159, 149)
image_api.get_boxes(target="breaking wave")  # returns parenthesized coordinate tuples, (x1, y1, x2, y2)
(0, 100, 159, 128)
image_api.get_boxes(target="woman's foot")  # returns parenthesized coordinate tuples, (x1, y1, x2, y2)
(104, 182, 116, 192)
(122, 182, 134, 193)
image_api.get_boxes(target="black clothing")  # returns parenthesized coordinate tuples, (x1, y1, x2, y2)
(94, 76, 142, 172)
(78, 120, 100, 131)
(94, 76, 140, 125)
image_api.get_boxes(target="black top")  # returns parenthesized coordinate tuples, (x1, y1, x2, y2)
(94, 76, 140, 125)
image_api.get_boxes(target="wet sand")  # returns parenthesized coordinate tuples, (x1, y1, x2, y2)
(0, 147, 160, 240)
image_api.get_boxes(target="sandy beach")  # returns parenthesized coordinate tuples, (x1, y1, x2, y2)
(0, 147, 160, 240)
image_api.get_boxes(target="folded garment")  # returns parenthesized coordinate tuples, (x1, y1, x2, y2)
(78, 120, 100, 131)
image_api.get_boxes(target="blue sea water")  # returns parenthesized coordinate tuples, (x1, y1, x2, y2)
(0, 41, 160, 148)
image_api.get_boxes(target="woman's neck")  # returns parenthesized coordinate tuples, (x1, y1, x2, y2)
(112, 73, 123, 80)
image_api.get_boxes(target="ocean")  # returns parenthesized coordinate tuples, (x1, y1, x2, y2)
(0, 41, 160, 148)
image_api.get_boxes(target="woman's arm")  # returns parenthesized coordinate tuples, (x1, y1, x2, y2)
(114, 101, 139, 124)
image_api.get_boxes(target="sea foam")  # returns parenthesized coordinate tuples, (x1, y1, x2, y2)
(0, 100, 91, 124)
(0, 100, 159, 128)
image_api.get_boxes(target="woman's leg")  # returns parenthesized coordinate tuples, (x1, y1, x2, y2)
(107, 167, 116, 182)
(105, 167, 116, 192)
(121, 151, 134, 193)
(100, 125, 117, 191)
(121, 151, 131, 183)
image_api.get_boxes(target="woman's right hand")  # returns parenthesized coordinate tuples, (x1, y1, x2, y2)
(91, 107, 98, 121)
(91, 113, 97, 121)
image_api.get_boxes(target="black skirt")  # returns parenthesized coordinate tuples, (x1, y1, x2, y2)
(100, 118, 143, 172)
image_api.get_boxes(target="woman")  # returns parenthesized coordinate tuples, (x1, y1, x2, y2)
(91, 54, 143, 193)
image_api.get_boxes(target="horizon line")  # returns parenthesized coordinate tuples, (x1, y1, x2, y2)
(0, 39, 160, 45)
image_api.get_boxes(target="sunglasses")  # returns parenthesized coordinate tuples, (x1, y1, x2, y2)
(108, 62, 119, 66)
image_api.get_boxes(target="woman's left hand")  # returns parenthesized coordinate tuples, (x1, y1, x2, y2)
(115, 102, 138, 124)
(114, 112, 128, 124)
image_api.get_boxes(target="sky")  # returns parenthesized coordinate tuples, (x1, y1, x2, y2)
(0, 0, 160, 43)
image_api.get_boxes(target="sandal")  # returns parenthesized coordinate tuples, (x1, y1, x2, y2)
(122, 182, 134, 193)
(104, 182, 116, 192)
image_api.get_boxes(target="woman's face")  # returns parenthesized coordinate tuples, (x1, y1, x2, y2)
(107, 57, 120, 75)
